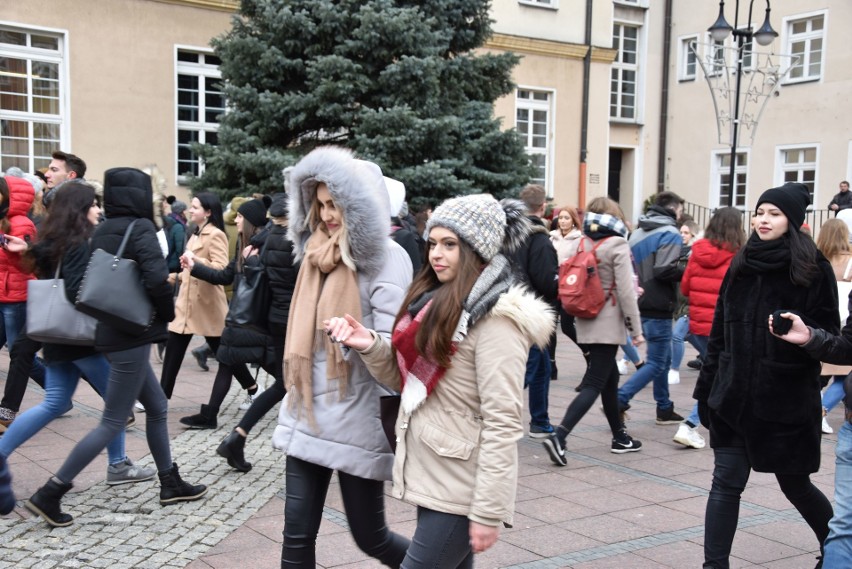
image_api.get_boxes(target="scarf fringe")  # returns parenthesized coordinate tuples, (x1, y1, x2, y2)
(401, 374, 428, 414)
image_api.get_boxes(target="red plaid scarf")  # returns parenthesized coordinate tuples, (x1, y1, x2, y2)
(392, 299, 458, 413)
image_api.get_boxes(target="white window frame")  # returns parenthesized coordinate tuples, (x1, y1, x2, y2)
(515, 87, 555, 195)
(703, 33, 728, 77)
(710, 150, 750, 210)
(678, 34, 698, 81)
(782, 10, 827, 85)
(776, 144, 819, 205)
(175, 46, 223, 185)
(517, 0, 558, 10)
(614, 0, 649, 7)
(610, 21, 641, 122)
(0, 22, 68, 174)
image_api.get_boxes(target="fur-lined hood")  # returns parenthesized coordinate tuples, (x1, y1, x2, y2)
(287, 146, 390, 276)
(490, 285, 555, 349)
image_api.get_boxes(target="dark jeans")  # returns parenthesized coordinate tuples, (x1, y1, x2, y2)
(237, 334, 285, 434)
(704, 440, 833, 568)
(558, 344, 622, 440)
(0, 335, 47, 412)
(401, 507, 473, 569)
(160, 332, 220, 399)
(281, 455, 409, 568)
(524, 346, 552, 429)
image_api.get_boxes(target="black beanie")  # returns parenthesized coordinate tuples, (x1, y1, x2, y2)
(268, 192, 288, 218)
(237, 196, 271, 228)
(755, 182, 811, 230)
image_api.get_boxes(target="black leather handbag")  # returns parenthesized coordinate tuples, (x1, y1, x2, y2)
(225, 241, 270, 333)
(76, 219, 155, 335)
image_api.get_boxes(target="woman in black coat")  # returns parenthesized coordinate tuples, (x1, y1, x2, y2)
(26, 168, 206, 527)
(693, 183, 838, 568)
(215, 193, 298, 472)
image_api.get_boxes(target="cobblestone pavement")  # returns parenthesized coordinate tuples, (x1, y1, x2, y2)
(0, 337, 839, 568)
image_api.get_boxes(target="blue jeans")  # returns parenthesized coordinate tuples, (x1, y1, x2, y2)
(684, 336, 710, 426)
(824, 376, 848, 413)
(621, 335, 642, 364)
(0, 301, 45, 383)
(825, 421, 852, 567)
(618, 317, 673, 412)
(0, 354, 124, 464)
(524, 346, 552, 429)
(671, 315, 704, 370)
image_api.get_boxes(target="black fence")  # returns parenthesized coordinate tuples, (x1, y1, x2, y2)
(683, 202, 836, 241)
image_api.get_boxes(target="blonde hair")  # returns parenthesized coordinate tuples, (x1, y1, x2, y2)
(307, 184, 356, 272)
(817, 218, 851, 262)
(586, 197, 626, 223)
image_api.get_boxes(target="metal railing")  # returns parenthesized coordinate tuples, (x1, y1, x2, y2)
(683, 202, 837, 241)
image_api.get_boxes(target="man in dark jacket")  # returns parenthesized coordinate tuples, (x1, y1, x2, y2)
(829, 181, 852, 215)
(617, 191, 686, 425)
(514, 184, 559, 438)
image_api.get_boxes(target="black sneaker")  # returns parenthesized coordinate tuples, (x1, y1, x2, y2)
(656, 407, 685, 425)
(542, 434, 567, 466)
(686, 356, 703, 370)
(611, 431, 642, 454)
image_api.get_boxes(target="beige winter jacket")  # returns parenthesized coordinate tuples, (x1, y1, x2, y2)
(573, 235, 642, 345)
(169, 223, 229, 337)
(358, 286, 554, 528)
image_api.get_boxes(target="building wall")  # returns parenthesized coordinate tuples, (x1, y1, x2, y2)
(664, 0, 852, 216)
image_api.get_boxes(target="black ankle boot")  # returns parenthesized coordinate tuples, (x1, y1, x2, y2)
(26, 477, 74, 527)
(217, 430, 252, 473)
(158, 463, 207, 505)
(179, 404, 217, 429)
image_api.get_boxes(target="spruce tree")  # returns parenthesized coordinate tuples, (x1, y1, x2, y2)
(193, 0, 534, 202)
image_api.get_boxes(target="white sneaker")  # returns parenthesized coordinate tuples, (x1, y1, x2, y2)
(668, 369, 681, 385)
(134, 401, 146, 412)
(616, 359, 629, 375)
(822, 416, 834, 434)
(673, 423, 706, 449)
(239, 386, 263, 411)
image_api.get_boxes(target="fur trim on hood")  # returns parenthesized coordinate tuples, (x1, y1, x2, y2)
(287, 146, 390, 276)
(490, 285, 556, 349)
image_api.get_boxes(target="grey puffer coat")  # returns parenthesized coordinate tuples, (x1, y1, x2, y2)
(272, 146, 413, 481)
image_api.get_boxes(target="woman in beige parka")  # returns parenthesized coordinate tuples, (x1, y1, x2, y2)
(327, 194, 555, 567)
(159, 192, 229, 398)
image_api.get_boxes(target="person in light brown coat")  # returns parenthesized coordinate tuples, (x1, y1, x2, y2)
(327, 194, 555, 566)
(159, 192, 229, 398)
(542, 197, 645, 467)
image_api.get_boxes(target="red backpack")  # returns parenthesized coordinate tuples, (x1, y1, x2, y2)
(558, 236, 615, 318)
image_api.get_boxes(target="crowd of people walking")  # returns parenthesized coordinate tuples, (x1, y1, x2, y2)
(1, 148, 851, 569)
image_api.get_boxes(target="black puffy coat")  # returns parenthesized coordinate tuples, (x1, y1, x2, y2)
(89, 168, 175, 352)
(694, 252, 839, 474)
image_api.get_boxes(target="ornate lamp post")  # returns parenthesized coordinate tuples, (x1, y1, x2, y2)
(698, 1, 787, 207)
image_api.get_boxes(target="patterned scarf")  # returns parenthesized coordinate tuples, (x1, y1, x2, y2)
(393, 254, 515, 413)
(284, 227, 363, 422)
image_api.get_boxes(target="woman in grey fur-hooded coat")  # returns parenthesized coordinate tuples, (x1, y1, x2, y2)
(272, 146, 412, 567)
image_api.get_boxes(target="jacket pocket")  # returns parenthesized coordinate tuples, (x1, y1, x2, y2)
(752, 358, 819, 424)
(419, 422, 475, 461)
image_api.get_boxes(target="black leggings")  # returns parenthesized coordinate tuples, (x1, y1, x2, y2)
(557, 344, 622, 439)
(281, 456, 410, 568)
(160, 332, 220, 399)
(237, 334, 285, 434)
(704, 444, 833, 568)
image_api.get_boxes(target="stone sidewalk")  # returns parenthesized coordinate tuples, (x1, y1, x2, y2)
(0, 336, 839, 568)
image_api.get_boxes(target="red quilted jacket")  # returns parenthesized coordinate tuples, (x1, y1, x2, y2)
(0, 177, 37, 303)
(680, 239, 736, 336)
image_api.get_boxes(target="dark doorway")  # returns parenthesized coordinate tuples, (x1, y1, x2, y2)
(608, 148, 622, 204)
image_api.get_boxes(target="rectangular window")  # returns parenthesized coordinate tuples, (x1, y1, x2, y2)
(518, 0, 558, 9)
(716, 152, 748, 208)
(0, 26, 64, 173)
(780, 146, 817, 202)
(679, 35, 698, 81)
(515, 89, 552, 191)
(611, 23, 639, 120)
(785, 13, 825, 83)
(176, 49, 223, 184)
(708, 36, 727, 76)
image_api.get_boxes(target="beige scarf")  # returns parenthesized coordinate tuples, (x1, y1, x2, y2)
(285, 227, 363, 422)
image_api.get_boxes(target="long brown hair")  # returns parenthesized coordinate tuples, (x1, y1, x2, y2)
(393, 232, 483, 368)
(556, 206, 582, 235)
(236, 217, 260, 271)
(703, 207, 745, 252)
(817, 218, 851, 262)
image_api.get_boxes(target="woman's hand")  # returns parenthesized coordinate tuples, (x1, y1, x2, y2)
(324, 314, 374, 351)
(1, 234, 28, 253)
(242, 245, 256, 259)
(632, 334, 645, 347)
(180, 250, 195, 270)
(768, 312, 811, 345)
(469, 521, 499, 554)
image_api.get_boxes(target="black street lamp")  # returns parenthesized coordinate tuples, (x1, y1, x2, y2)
(708, 1, 778, 207)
